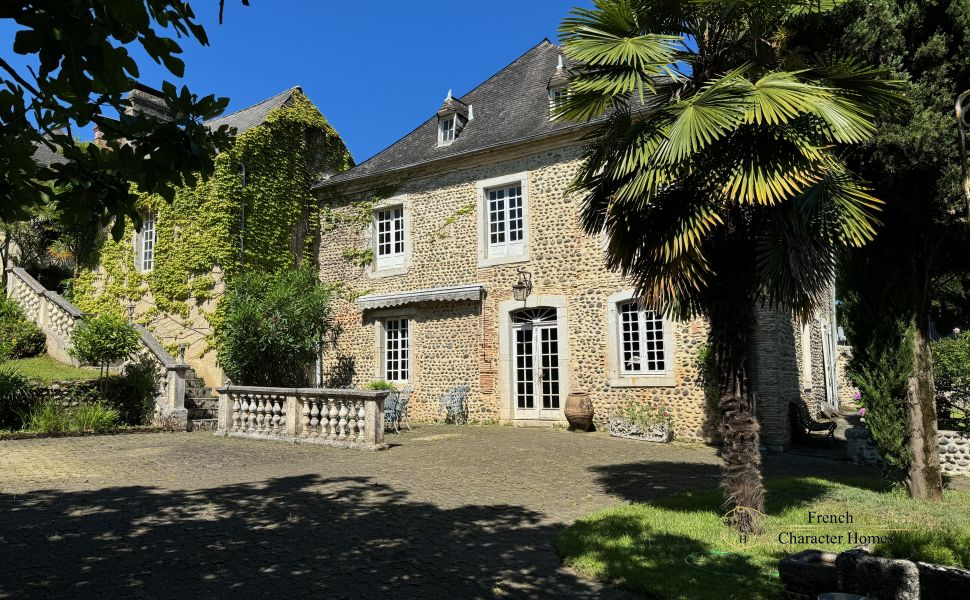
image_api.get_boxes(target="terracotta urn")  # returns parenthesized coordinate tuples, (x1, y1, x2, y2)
(565, 390, 594, 431)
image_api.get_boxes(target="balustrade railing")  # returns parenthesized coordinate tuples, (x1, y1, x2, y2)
(216, 386, 388, 450)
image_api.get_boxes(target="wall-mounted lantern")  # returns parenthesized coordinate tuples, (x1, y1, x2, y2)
(512, 267, 533, 302)
(125, 301, 135, 323)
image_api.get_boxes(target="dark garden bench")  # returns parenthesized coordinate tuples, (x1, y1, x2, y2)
(790, 401, 837, 440)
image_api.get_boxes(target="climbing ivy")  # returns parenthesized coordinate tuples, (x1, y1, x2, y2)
(74, 91, 352, 336)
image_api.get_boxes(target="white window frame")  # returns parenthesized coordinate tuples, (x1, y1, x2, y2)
(368, 195, 410, 278)
(135, 209, 157, 273)
(548, 86, 567, 115)
(438, 114, 456, 146)
(476, 171, 530, 268)
(378, 314, 411, 383)
(606, 290, 675, 387)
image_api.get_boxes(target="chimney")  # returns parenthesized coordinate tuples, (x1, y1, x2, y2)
(125, 84, 172, 122)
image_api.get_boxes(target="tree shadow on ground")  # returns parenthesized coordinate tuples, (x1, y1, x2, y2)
(556, 513, 774, 600)
(590, 458, 885, 513)
(0, 474, 631, 599)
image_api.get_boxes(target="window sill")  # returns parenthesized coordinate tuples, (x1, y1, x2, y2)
(477, 254, 530, 269)
(368, 266, 408, 279)
(609, 373, 676, 388)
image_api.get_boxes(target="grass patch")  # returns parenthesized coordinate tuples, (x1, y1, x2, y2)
(557, 476, 970, 600)
(21, 400, 120, 434)
(2, 355, 100, 383)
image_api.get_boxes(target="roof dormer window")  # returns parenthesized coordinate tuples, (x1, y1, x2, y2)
(439, 115, 456, 145)
(549, 86, 568, 111)
(547, 54, 570, 119)
(437, 89, 468, 147)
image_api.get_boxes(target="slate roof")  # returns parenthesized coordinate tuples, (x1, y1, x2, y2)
(31, 142, 67, 167)
(318, 39, 590, 188)
(205, 86, 299, 134)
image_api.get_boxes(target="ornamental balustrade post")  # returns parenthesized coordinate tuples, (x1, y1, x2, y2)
(365, 392, 387, 447)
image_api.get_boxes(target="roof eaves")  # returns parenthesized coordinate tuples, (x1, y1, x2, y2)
(314, 119, 596, 191)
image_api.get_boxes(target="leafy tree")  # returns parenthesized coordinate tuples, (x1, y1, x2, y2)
(558, 0, 900, 526)
(214, 267, 334, 387)
(0, 1, 248, 238)
(69, 314, 141, 377)
(795, 0, 970, 499)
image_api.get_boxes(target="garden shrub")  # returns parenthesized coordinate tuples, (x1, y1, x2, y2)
(99, 355, 159, 425)
(851, 327, 914, 470)
(365, 380, 396, 391)
(214, 267, 334, 387)
(0, 365, 35, 430)
(0, 295, 46, 359)
(932, 332, 970, 432)
(69, 314, 140, 375)
(0, 319, 46, 358)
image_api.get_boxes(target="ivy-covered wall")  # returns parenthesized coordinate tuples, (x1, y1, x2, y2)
(75, 90, 352, 385)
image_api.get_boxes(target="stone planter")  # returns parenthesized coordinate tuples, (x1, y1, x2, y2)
(609, 416, 671, 443)
(564, 391, 594, 431)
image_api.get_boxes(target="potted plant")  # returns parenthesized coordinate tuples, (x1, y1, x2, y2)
(609, 402, 672, 442)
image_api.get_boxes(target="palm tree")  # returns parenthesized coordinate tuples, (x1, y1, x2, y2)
(558, 0, 902, 531)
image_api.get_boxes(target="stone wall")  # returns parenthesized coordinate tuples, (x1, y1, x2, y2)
(847, 425, 970, 477)
(939, 430, 970, 476)
(837, 345, 860, 408)
(318, 141, 714, 440)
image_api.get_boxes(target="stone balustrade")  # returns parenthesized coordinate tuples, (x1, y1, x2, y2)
(6, 267, 82, 364)
(5, 267, 190, 429)
(216, 386, 389, 451)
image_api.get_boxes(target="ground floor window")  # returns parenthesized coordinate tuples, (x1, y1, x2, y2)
(382, 317, 409, 382)
(618, 300, 667, 375)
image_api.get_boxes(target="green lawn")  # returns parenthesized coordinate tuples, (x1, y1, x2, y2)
(556, 477, 970, 600)
(2, 355, 100, 383)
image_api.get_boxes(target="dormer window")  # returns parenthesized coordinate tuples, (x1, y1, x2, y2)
(549, 86, 568, 111)
(548, 55, 570, 119)
(437, 89, 468, 147)
(438, 115, 456, 145)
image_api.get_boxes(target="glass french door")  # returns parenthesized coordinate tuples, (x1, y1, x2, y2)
(512, 308, 562, 419)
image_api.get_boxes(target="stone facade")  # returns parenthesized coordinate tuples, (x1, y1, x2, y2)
(317, 136, 830, 442)
(319, 141, 716, 439)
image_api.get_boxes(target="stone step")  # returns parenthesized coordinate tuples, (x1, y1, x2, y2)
(187, 418, 218, 432)
(187, 407, 218, 420)
(186, 397, 218, 410)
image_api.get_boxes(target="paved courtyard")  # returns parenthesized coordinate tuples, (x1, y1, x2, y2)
(0, 426, 875, 599)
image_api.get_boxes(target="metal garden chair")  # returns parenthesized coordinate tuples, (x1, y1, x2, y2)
(439, 384, 470, 425)
(383, 389, 401, 433)
(396, 385, 413, 431)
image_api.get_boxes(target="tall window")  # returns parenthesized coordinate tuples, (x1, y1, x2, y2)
(374, 206, 405, 270)
(617, 301, 666, 374)
(138, 210, 157, 272)
(438, 115, 455, 145)
(486, 184, 525, 258)
(382, 318, 409, 382)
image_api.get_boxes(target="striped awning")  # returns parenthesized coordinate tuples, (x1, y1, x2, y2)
(357, 284, 486, 310)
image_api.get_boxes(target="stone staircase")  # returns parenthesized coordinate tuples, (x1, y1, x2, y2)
(184, 369, 219, 431)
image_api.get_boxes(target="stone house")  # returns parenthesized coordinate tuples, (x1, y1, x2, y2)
(315, 39, 840, 448)
(75, 85, 351, 392)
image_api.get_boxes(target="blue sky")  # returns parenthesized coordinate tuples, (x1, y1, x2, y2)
(1, 1, 591, 163)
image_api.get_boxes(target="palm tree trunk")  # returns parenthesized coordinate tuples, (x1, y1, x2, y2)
(709, 298, 767, 533)
(906, 319, 943, 499)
